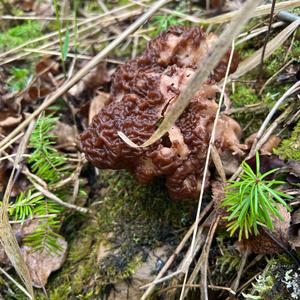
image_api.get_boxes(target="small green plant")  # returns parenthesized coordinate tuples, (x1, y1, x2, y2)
(274, 121, 300, 161)
(4, 112, 79, 254)
(28, 113, 68, 184)
(7, 67, 30, 91)
(53, 0, 69, 75)
(151, 14, 185, 35)
(0, 20, 42, 51)
(221, 152, 292, 240)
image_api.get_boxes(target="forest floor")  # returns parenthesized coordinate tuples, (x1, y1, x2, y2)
(0, 0, 300, 299)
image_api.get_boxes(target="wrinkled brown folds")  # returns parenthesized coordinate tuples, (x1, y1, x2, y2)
(79, 26, 244, 199)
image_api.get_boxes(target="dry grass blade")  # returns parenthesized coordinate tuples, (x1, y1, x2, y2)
(0, 0, 170, 150)
(179, 41, 236, 300)
(232, 19, 300, 79)
(200, 216, 220, 300)
(0, 2, 135, 59)
(0, 266, 32, 299)
(118, 0, 262, 148)
(0, 121, 36, 299)
(205, 0, 300, 24)
(0, 8, 143, 66)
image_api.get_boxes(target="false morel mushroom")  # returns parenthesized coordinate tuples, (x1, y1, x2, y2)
(79, 26, 246, 200)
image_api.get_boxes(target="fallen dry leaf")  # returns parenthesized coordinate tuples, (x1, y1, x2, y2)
(51, 121, 77, 151)
(245, 133, 281, 155)
(0, 220, 67, 288)
(0, 114, 22, 128)
(21, 238, 67, 288)
(261, 135, 282, 155)
(35, 57, 59, 82)
(69, 63, 110, 99)
(26, 86, 51, 102)
(89, 92, 110, 124)
(18, 0, 34, 12)
(238, 204, 291, 254)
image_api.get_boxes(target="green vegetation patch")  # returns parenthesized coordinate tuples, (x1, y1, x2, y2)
(32, 170, 191, 299)
(275, 121, 300, 161)
(0, 21, 42, 51)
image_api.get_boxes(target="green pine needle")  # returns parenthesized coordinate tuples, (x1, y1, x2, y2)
(221, 152, 292, 240)
(28, 112, 69, 184)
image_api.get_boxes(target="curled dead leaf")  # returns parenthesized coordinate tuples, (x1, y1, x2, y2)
(238, 204, 291, 254)
(21, 238, 67, 288)
(35, 57, 60, 82)
(51, 122, 77, 151)
(0, 220, 68, 288)
(69, 63, 110, 99)
(89, 92, 110, 124)
(245, 133, 281, 155)
(26, 86, 51, 102)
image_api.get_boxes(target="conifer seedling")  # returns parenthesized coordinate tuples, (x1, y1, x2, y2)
(221, 152, 292, 240)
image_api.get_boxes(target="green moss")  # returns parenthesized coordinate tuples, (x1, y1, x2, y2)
(231, 84, 259, 107)
(0, 21, 42, 51)
(264, 47, 287, 78)
(29, 170, 191, 299)
(7, 67, 30, 91)
(245, 258, 300, 300)
(274, 121, 300, 160)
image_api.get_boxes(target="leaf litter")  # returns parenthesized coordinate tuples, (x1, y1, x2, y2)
(0, 0, 300, 299)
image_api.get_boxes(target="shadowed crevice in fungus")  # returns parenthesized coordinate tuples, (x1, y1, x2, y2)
(80, 25, 245, 200)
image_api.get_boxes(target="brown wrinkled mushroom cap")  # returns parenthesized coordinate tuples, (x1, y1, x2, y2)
(80, 26, 244, 199)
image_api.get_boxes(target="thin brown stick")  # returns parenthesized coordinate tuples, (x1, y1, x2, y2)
(30, 180, 90, 214)
(156, 283, 235, 295)
(0, 122, 36, 299)
(200, 216, 220, 300)
(231, 247, 249, 291)
(259, 0, 277, 76)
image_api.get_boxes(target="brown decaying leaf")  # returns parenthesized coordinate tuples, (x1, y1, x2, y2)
(69, 63, 110, 99)
(21, 238, 67, 288)
(0, 220, 67, 288)
(18, 0, 53, 17)
(89, 92, 110, 125)
(0, 114, 22, 128)
(51, 121, 77, 151)
(238, 204, 291, 254)
(245, 133, 281, 155)
(35, 57, 59, 82)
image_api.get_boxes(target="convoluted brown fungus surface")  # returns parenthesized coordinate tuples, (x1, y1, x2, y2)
(80, 26, 245, 200)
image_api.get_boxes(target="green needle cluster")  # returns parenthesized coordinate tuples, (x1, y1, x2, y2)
(221, 153, 292, 240)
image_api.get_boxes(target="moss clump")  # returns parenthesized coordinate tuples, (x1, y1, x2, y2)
(274, 121, 300, 161)
(7, 67, 30, 91)
(231, 84, 259, 107)
(0, 21, 42, 51)
(30, 170, 191, 299)
(245, 258, 300, 300)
